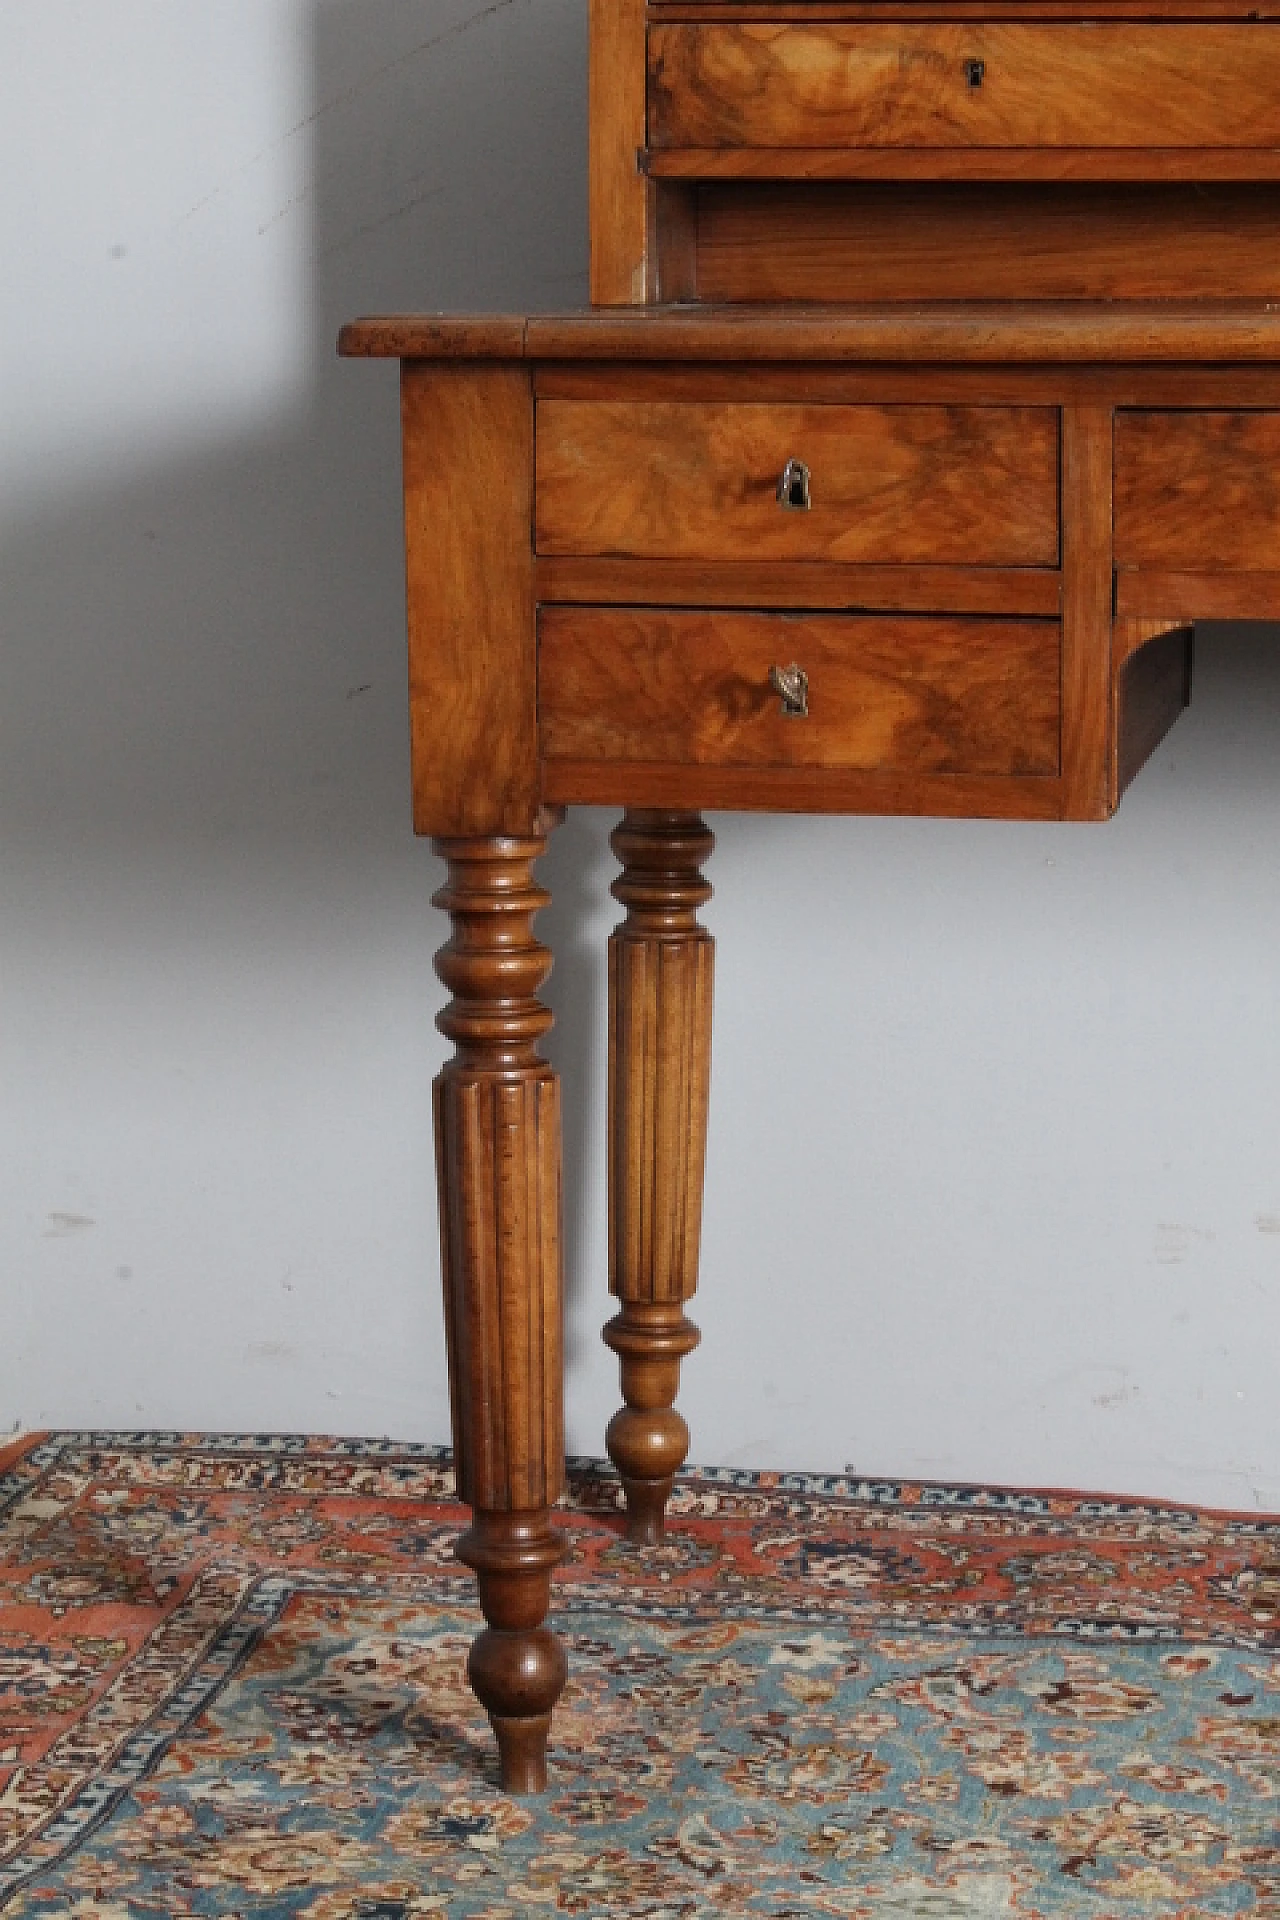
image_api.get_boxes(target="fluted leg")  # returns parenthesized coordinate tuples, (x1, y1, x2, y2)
(605, 810, 714, 1544)
(432, 830, 566, 1793)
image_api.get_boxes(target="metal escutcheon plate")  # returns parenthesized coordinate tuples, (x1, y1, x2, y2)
(769, 662, 809, 717)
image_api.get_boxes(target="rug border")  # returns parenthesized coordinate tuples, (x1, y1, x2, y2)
(2, 1431, 1276, 1533)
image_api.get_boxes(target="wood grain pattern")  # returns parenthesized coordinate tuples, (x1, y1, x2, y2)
(1060, 407, 1113, 821)
(433, 832, 567, 1794)
(534, 363, 1280, 408)
(646, 145, 1280, 182)
(1113, 615, 1191, 671)
(535, 557, 1062, 616)
(344, 303, 1280, 364)
(542, 760, 1064, 817)
(590, 0, 650, 302)
(1115, 411, 1280, 570)
(535, 400, 1059, 565)
(1114, 621, 1194, 797)
(401, 363, 539, 837)
(649, 24, 1280, 149)
(340, 316, 527, 359)
(696, 184, 1280, 303)
(1116, 570, 1280, 620)
(605, 812, 714, 1545)
(540, 608, 1061, 776)
(587, 0, 700, 300)
(651, 0, 1279, 17)
(656, 183, 701, 300)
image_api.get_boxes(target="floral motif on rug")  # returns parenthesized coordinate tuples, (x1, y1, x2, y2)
(0, 1433, 1277, 1917)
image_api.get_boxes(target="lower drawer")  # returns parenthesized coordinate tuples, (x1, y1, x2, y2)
(539, 608, 1060, 777)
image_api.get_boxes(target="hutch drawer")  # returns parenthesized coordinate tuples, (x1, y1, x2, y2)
(535, 400, 1059, 566)
(648, 24, 1280, 152)
(1115, 410, 1280, 571)
(538, 607, 1062, 777)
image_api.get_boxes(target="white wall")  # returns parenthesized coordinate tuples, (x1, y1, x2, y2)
(4, 0, 1279, 1510)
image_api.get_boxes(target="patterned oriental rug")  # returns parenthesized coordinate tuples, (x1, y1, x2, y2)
(0, 1437, 1277, 1919)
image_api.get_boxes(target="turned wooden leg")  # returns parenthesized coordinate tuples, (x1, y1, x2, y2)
(432, 829, 566, 1794)
(605, 810, 714, 1545)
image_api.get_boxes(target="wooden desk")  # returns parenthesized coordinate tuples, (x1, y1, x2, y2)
(341, 300, 1280, 1791)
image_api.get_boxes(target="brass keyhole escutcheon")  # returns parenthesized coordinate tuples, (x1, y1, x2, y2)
(965, 57, 985, 87)
(769, 662, 809, 717)
(776, 458, 811, 511)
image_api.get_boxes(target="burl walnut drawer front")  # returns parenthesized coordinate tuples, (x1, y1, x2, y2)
(1115, 412, 1280, 571)
(539, 609, 1061, 777)
(648, 25, 1280, 150)
(535, 402, 1058, 567)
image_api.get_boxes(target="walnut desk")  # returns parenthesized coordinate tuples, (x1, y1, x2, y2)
(340, 299, 1280, 1791)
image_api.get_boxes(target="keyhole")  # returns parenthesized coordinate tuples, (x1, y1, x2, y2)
(777, 458, 811, 511)
(965, 58, 985, 87)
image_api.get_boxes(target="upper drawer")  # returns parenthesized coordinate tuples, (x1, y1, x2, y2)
(535, 401, 1059, 567)
(1115, 411, 1280, 570)
(648, 25, 1280, 150)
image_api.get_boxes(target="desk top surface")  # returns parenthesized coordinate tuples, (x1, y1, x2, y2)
(339, 301, 1280, 365)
